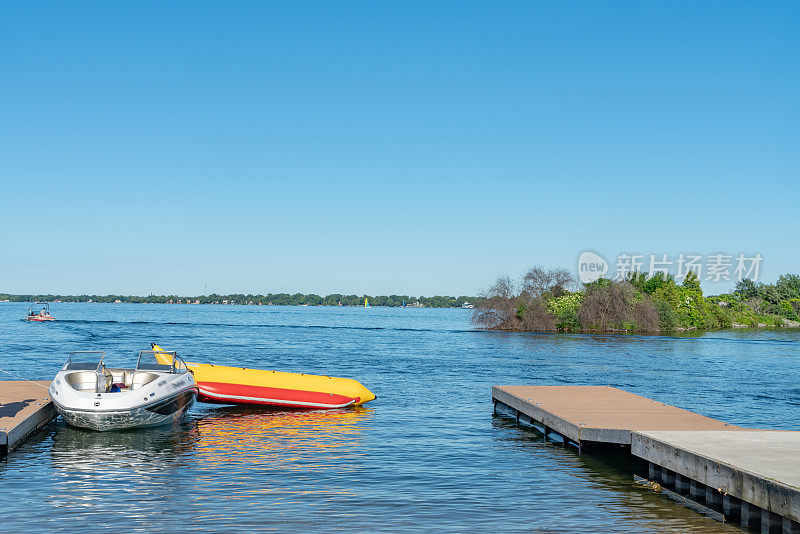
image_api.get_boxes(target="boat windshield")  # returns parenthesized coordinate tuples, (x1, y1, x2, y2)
(65, 351, 104, 371)
(28, 301, 50, 316)
(136, 350, 186, 372)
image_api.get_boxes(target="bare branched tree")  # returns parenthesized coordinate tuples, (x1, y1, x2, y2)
(577, 281, 634, 331)
(473, 267, 572, 331)
(632, 299, 660, 332)
(522, 266, 575, 299)
(471, 276, 519, 329)
(520, 298, 557, 331)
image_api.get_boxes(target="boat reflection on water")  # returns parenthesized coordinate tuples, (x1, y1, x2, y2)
(194, 405, 371, 470)
(50, 419, 200, 471)
(47, 419, 201, 515)
(187, 405, 373, 509)
(47, 405, 372, 516)
(48, 405, 371, 472)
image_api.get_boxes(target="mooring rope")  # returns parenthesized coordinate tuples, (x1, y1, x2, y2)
(0, 368, 50, 388)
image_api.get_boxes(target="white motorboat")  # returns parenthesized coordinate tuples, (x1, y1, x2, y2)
(49, 349, 198, 431)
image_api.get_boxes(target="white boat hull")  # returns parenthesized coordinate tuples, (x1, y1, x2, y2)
(52, 388, 197, 431)
(49, 353, 198, 431)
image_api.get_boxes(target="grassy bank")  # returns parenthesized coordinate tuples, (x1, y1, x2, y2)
(473, 267, 800, 333)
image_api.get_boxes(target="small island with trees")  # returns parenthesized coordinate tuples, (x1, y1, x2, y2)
(472, 266, 800, 333)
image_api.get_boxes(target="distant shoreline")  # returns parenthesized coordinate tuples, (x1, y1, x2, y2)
(0, 293, 479, 309)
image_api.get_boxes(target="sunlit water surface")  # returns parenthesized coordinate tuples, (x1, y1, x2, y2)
(1, 303, 798, 533)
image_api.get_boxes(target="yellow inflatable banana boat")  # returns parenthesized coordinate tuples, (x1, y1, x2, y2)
(152, 344, 375, 409)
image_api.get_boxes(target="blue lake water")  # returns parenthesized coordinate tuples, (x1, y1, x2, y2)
(1, 302, 799, 533)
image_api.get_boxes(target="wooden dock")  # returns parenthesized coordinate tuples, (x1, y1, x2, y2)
(0, 381, 56, 457)
(493, 385, 800, 533)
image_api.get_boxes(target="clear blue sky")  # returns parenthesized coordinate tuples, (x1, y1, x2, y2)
(1, 2, 798, 296)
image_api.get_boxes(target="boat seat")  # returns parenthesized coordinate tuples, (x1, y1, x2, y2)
(130, 372, 159, 390)
(65, 371, 100, 392)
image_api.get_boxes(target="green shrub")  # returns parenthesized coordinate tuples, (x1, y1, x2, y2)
(547, 293, 583, 316)
(556, 309, 582, 332)
(777, 274, 800, 300)
(708, 294, 745, 312)
(547, 293, 583, 333)
(707, 301, 733, 328)
(655, 299, 678, 332)
(734, 278, 759, 300)
(779, 300, 799, 320)
(626, 272, 649, 292)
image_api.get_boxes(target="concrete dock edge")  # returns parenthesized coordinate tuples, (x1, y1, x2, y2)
(493, 384, 800, 531)
(631, 430, 800, 525)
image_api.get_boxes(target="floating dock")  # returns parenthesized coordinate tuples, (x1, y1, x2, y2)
(0, 381, 56, 457)
(493, 385, 800, 533)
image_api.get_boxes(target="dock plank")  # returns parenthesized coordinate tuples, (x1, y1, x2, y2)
(493, 385, 739, 444)
(0, 381, 56, 455)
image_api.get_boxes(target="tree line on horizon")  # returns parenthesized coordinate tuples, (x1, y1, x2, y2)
(472, 266, 800, 333)
(0, 292, 478, 308)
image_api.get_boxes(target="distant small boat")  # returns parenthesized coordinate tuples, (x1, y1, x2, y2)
(364, 298, 371, 308)
(26, 301, 55, 321)
(461, 302, 474, 309)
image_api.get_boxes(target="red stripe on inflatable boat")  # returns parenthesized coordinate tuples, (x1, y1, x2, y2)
(196, 381, 357, 408)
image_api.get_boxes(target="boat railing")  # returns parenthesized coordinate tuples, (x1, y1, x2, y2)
(28, 301, 51, 316)
(65, 351, 105, 371)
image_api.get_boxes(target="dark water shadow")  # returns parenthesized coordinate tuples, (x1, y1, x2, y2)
(491, 416, 742, 533)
